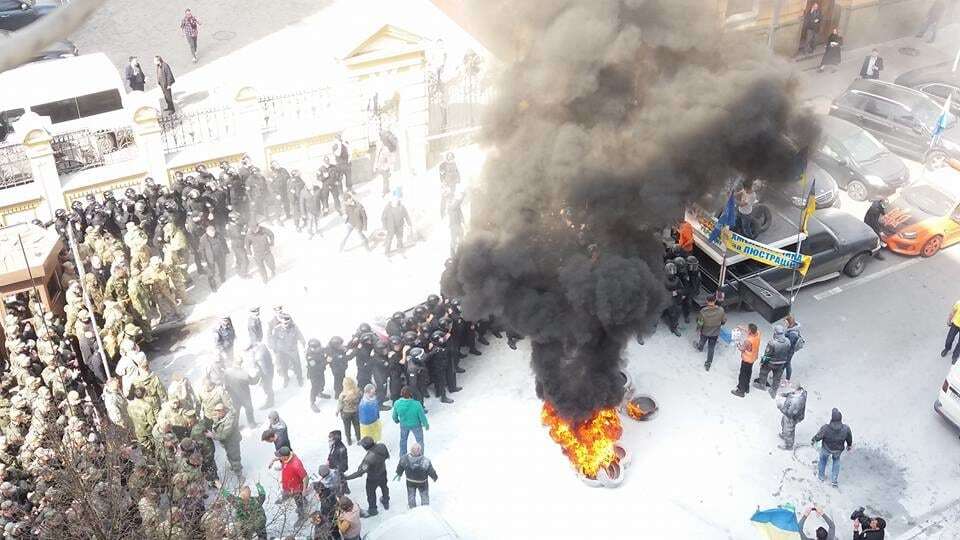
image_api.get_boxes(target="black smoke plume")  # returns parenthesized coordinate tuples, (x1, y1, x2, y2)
(445, 0, 819, 423)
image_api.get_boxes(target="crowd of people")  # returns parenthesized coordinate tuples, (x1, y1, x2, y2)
(0, 138, 491, 538)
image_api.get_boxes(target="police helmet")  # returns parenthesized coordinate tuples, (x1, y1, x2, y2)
(125, 188, 137, 199)
(103, 190, 115, 200)
(431, 330, 447, 344)
(71, 200, 83, 210)
(685, 256, 699, 272)
(360, 332, 376, 345)
(54, 209, 66, 218)
(413, 305, 428, 321)
(328, 336, 344, 349)
(357, 323, 372, 334)
(307, 338, 322, 349)
(665, 262, 677, 276)
(407, 347, 425, 360)
(388, 336, 402, 347)
(402, 331, 419, 346)
(426, 294, 440, 308)
(391, 311, 404, 322)
(373, 340, 387, 353)
(228, 211, 241, 222)
(672, 256, 686, 269)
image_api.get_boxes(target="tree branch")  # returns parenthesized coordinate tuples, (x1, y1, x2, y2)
(0, 0, 107, 74)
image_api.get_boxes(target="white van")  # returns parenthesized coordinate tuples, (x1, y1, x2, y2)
(0, 52, 127, 137)
(935, 361, 960, 434)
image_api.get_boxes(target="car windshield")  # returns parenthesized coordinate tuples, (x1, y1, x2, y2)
(903, 184, 956, 216)
(841, 130, 886, 163)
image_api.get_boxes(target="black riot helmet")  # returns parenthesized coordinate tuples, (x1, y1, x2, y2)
(407, 347, 425, 361)
(55, 209, 66, 218)
(665, 262, 677, 276)
(328, 336, 344, 349)
(144, 177, 156, 187)
(402, 331, 418, 346)
(103, 190, 115, 200)
(685, 256, 699, 273)
(403, 318, 418, 332)
(431, 330, 447, 344)
(388, 336, 402, 348)
(426, 294, 440, 308)
(357, 323, 372, 334)
(71, 200, 82, 211)
(125, 187, 137, 199)
(413, 305, 428, 322)
(391, 311, 404, 322)
(672, 256, 686, 272)
(360, 332, 376, 346)
(373, 340, 387, 353)
(307, 338, 322, 349)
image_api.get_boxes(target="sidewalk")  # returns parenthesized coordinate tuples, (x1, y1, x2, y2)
(792, 23, 960, 112)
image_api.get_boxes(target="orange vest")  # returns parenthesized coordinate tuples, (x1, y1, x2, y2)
(678, 222, 693, 253)
(741, 333, 760, 364)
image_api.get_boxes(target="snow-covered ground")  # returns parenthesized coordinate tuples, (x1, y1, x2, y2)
(150, 141, 960, 539)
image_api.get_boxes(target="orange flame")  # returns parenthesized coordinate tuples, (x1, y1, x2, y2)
(540, 402, 623, 478)
(626, 400, 647, 421)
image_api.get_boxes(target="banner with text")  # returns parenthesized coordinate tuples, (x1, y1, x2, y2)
(721, 228, 812, 276)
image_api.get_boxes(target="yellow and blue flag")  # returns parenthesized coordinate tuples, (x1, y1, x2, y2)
(799, 178, 816, 235)
(751, 507, 801, 540)
(709, 192, 737, 244)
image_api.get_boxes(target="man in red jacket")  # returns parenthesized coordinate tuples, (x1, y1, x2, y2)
(278, 446, 308, 524)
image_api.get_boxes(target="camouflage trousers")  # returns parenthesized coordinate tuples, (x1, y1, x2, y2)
(779, 416, 797, 449)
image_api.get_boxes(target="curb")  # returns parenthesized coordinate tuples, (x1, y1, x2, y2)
(895, 497, 960, 540)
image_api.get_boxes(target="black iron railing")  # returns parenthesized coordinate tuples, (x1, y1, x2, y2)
(0, 144, 32, 190)
(159, 107, 238, 153)
(51, 128, 137, 175)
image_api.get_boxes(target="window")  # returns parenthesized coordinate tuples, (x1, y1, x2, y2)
(725, 0, 760, 26)
(800, 234, 836, 256)
(921, 83, 959, 100)
(862, 96, 903, 120)
(31, 90, 123, 124)
(820, 137, 843, 161)
(0, 1, 23, 11)
(837, 92, 867, 111)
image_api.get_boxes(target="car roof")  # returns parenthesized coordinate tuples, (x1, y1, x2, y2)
(812, 207, 873, 245)
(818, 114, 863, 139)
(844, 79, 934, 105)
(894, 61, 960, 86)
(0, 53, 122, 110)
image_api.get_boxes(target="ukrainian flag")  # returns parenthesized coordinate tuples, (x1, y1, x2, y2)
(799, 178, 816, 235)
(751, 507, 801, 539)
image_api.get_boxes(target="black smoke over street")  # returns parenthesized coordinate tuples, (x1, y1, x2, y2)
(444, 0, 819, 423)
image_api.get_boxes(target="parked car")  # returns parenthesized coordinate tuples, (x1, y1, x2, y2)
(879, 167, 960, 257)
(0, 0, 56, 32)
(0, 29, 77, 64)
(829, 79, 960, 169)
(894, 61, 960, 116)
(934, 360, 960, 434)
(765, 160, 840, 210)
(813, 115, 910, 202)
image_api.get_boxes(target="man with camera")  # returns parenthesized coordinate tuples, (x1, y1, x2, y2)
(851, 508, 886, 539)
(798, 505, 835, 540)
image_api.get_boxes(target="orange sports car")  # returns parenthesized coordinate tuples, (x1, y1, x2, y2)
(880, 169, 960, 257)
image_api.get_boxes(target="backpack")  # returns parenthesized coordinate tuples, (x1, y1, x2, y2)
(791, 333, 805, 352)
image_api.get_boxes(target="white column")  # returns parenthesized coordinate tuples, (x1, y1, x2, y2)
(130, 102, 169, 185)
(233, 86, 267, 168)
(400, 69, 430, 176)
(15, 113, 62, 220)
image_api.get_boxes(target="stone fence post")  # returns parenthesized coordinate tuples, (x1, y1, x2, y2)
(15, 113, 63, 219)
(234, 87, 266, 167)
(130, 100, 170, 185)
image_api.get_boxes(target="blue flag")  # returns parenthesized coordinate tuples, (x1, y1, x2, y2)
(709, 192, 737, 243)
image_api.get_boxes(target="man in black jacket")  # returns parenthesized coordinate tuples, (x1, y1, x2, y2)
(155, 55, 176, 112)
(863, 199, 886, 260)
(340, 193, 370, 252)
(811, 408, 853, 487)
(244, 223, 276, 283)
(382, 197, 412, 255)
(246, 341, 274, 408)
(859, 49, 883, 80)
(214, 316, 236, 364)
(344, 437, 390, 517)
(327, 430, 349, 493)
(394, 442, 438, 508)
(199, 225, 228, 290)
(225, 211, 248, 278)
(306, 338, 331, 412)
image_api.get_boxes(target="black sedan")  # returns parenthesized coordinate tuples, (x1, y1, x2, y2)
(812, 115, 910, 202)
(766, 160, 840, 210)
(0, 0, 56, 32)
(894, 61, 960, 116)
(0, 29, 77, 63)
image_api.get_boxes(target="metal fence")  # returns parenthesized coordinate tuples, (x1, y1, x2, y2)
(159, 107, 238, 153)
(51, 128, 138, 175)
(0, 144, 33, 190)
(260, 88, 335, 131)
(427, 65, 492, 137)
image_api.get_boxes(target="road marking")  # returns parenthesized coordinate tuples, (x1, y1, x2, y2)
(813, 257, 922, 301)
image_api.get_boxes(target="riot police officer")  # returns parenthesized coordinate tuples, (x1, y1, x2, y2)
(663, 262, 682, 336)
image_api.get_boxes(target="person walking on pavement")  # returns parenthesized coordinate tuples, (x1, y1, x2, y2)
(392, 386, 428, 457)
(394, 442, 438, 508)
(798, 505, 835, 540)
(244, 223, 276, 283)
(180, 8, 201, 63)
(327, 430, 350, 494)
(811, 408, 853, 488)
(941, 298, 960, 364)
(916, 0, 946, 43)
(696, 294, 726, 371)
(382, 195, 412, 256)
(731, 324, 760, 397)
(277, 446, 309, 526)
(754, 325, 792, 397)
(124, 56, 146, 92)
(198, 225, 228, 291)
(155, 56, 176, 113)
(776, 383, 807, 450)
(863, 199, 886, 259)
(799, 2, 822, 54)
(343, 436, 390, 517)
(859, 49, 884, 80)
(817, 28, 843, 73)
(340, 193, 370, 252)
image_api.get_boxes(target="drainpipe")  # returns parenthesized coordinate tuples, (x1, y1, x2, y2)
(767, 0, 785, 50)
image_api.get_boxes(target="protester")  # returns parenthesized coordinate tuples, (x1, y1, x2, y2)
(754, 325, 791, 397)
(811, 408, 853, 488)
(343, 437, 390, 517)
(337, 377, 362, 445)
(277, 446, 309, 525)
(393, 386, 429, 456)
(798, 505, 835, 540)
(337, 497, 362, 540)
(776, 383, 807, 450)
(358, 383, 382, 442)
(941, 298, 960, 364)
(863, 199, 886, 259)
(783, 315, 804, 382)
(916, 0, 946, 43)
(696, 294, 726, 371)
(732, 324, 760, 397)
(221, 483, 268, 539)
(155, 55, 176, 113)
(394, 442, 438, 508)
(853, 515, 886, 540)
(799, 2, 822, 54)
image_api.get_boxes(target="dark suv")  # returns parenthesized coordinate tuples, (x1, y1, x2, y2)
(829, 79, 960, 169)
(0, 0, 55, 32)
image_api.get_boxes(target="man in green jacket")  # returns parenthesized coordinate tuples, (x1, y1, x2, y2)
(222, 483, 267, 539)
(392, 386, 428, 457)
